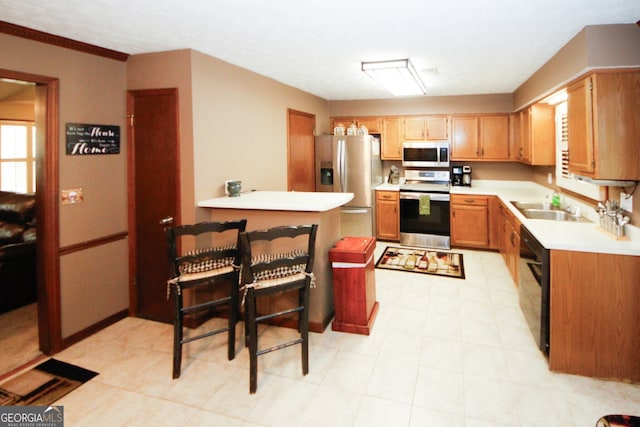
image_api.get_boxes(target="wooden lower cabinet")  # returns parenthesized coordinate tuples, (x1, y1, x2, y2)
(375, 190, 399, 241)
(496, 199, 520, 284)
(550, 250, 640, 382)
(450, 195, 489, 248)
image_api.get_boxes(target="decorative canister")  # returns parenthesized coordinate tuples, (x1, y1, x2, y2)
(347, 122, 358, 136)
(334, 123, 345, 135)
(226, 180, 242, 197)
(357, 124, 368, 135)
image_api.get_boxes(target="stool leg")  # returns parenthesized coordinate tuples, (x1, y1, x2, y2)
(301, 285, 310, 376)
(248, 289, 258, 393)
(228, 277, 238, 361)
(172, 286, 183, 379)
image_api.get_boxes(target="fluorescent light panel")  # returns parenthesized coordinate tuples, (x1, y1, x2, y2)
(362, 59, 426, 96)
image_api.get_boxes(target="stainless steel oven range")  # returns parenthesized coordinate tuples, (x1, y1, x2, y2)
(399, 169, 451, 249)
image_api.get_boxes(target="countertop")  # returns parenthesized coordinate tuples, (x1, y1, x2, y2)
(198, 190, 354, 212)
(376, 180, 640, 256)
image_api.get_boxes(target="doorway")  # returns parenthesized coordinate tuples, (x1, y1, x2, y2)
(287, 109, 316, 192)
(127, 88, 180, 323)
(0, 68, 61, 377)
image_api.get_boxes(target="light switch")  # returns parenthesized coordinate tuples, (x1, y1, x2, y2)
(62, 188, 84, 205)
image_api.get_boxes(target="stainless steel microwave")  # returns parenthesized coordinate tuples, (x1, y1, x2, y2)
(402, 141, 450, 167)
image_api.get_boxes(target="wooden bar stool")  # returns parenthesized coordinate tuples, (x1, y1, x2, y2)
(165, 219, 247, 378)
(239, 224, 318, 393)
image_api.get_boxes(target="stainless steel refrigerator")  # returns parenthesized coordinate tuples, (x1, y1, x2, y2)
(315, 134, 383, 237)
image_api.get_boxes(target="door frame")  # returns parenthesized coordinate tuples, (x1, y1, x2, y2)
(0, 68, 61, 354)
(126, 88, 181, 317)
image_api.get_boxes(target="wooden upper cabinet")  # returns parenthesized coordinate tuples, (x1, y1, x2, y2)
(567, 77, 593, 173)
(518, 104, 554, 165)
(450, 114, 510, 161)
(451, 116, 479, 159)
(404, 116, 448, 140)
(480, 115, 510, 160)
(567, 71, 640, 180)
(381, 117, 403, 160)
(425, 116, 448, 139)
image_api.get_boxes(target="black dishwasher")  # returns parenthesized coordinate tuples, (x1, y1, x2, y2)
(518, 225, 550, 355)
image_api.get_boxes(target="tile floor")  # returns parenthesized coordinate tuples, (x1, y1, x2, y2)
(11, 245, 640, 426)
(0, 303, 41, 374)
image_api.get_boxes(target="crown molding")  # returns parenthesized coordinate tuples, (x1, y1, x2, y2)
(0, 20, 129, 62)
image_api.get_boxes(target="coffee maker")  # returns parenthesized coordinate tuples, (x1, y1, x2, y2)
(452, 165, 472, 186)
(462, 165, 472, 186)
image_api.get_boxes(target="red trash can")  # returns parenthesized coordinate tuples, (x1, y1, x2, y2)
(328, 236, 379, 335)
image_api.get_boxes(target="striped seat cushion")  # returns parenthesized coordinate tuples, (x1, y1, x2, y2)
(176, 245, 237, 282)
(250, 250, 307, 287)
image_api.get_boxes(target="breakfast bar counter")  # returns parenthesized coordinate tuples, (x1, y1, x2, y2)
(198, 191, 354, 332)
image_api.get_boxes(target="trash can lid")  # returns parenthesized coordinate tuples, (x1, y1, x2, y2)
(329, 236, 376, 263)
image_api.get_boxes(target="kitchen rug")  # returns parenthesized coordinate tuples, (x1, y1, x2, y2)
(0, 358, 98, 406)
(375, 246, 465, 279)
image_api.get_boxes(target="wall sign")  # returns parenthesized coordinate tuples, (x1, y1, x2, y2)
(66, 123, 120, 155)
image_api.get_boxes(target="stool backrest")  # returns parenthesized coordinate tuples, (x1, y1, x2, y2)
(239, 224, 318, 284)
(165, 220, 247, 280)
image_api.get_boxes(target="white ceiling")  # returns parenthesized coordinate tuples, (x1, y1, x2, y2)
(1, 0, 639, 100)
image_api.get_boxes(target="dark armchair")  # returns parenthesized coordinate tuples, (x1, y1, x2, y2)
(0, 191, 37, 314)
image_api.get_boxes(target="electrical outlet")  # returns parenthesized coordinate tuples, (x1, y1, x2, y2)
(620, 192, 633, 213)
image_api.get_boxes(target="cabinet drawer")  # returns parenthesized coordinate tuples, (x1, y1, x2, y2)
(376, 190, 398, 201)
(451, 195, 488, 206)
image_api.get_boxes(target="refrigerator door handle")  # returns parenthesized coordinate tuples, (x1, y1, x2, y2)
(338, 138, 346, 192)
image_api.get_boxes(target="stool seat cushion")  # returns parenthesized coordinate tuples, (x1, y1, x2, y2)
(178, 245, 236, 273)
(249, 250, 307, 286)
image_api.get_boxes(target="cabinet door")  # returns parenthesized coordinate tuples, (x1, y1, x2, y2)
(451, 116, 479, 160)
(355, 117, 381, 133)
(480, 115, 510, 160)
(376, 191, 399, 241)
(510, 113, 521, 161)
(403, 117, 425, 140)
(529, 104, 555, 165)
(567, 77, 594, 173)
(425, 116, 448, 139)
(381, 117, 403, 160)
(450, 196, 489, 248)
(519, 109, 531, 163)
(488, 196, 501, 250)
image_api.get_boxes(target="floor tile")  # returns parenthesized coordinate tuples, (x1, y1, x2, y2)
(2, 245, 640, 426)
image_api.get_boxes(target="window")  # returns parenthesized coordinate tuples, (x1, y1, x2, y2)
(0, 120, 36, 193)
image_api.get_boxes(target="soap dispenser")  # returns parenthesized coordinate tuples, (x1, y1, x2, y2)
(551, 190, 561, 208)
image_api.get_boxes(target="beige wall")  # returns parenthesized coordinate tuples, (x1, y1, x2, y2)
(514, 24, 640, 110)
(190, 50, 329, 219)
(0, 85, 36, 120)
(127, 49, 196, 224)
(0, 32, 129, 338)
(128, 49, 330, 225)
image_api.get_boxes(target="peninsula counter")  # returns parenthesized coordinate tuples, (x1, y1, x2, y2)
(198, 191, 354, 332)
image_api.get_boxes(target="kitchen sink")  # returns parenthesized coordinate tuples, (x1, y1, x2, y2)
(510, 201, 592, 222)
(511, 201, 555, 211)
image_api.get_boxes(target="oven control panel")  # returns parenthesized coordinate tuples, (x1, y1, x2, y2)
(404, 169, 450, 182)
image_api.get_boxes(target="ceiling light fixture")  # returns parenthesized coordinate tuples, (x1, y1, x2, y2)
(361, 59, 427, 96)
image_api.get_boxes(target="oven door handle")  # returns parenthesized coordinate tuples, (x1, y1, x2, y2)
(399, 192, 450, 202)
